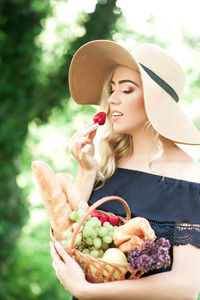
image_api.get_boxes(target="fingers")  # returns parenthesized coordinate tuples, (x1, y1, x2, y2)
(67, 123, 99, 171)
(51, 247, 66, 286)
(51, 241, 74, 265)
(81, 144, 91, 153)
(88, 128, 98, 142)
(50, 241, 87, 294)
(52, 261, 60, 279)
(68, 123, 99, 155)
(74, 122, 99, 139)
(69, 136, 91, 157)
(50, 241, 64, 265)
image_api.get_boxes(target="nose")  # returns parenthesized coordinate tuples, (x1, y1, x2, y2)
(107, 91, 121, 105)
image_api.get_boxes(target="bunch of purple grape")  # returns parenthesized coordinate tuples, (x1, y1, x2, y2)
(127, 238, 171, 273)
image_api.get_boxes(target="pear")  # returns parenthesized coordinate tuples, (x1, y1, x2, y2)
(102, 248, 128, 263)
(101, 248, 128, 279)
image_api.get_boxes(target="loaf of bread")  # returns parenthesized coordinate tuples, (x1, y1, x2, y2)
(32, 161, 88, 240)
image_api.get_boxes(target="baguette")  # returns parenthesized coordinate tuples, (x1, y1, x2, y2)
(32, 161, 87, 240)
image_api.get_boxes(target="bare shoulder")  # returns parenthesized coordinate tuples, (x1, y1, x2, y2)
(163, 147, 200, 183)
(180, 159, 200, 184)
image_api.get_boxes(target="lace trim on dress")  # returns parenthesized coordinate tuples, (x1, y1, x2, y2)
(134, 216, 200, 248)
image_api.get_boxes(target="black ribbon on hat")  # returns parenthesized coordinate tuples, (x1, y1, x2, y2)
(139, 63, 179, 103)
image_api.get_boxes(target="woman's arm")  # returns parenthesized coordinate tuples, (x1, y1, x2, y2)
(50, 242, 200, 300)
(82, 271, 192, 300)
(75, 166, 97, 203)
(80, 244, 200, 300)
(68, 122, 99, 203)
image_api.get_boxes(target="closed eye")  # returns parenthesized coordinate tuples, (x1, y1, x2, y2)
(109, 89, 134, 94)
(122, 90, 133, 94)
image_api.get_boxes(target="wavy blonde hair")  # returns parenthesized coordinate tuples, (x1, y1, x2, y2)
(94, 67, 165, 188)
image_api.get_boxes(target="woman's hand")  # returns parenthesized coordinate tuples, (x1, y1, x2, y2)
(68, 123, 99, 171)
(50, 241, 90, 299)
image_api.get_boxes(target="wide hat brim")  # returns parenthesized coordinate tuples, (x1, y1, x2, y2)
(69, 40, 200, 145)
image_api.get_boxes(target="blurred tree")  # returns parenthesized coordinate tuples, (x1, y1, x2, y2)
(0, 0, 51, 297)
(0, 0, 121, 299)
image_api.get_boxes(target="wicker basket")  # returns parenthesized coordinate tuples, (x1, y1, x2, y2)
(50, 195, 144, 283)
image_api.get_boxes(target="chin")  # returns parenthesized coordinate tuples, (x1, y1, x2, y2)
(112, 124, 136, 135)
(113, 127, 132, 135)
(113, 120, 148, 135)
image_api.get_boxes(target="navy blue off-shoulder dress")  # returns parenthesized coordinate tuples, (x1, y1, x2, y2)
(72, 168, 200, 300)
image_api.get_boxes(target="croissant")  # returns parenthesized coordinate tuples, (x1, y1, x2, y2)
(32, 161, 88, 240)
(118, 236, 144, 252)
(113, 217, 156, 253)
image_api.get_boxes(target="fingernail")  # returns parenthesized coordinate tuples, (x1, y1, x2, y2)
(55, 241, 61, 249)
(92, 122, 99, 127)
(82, 144, 91, 153)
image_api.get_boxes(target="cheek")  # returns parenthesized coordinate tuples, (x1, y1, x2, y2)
(127, 95, 147, 119)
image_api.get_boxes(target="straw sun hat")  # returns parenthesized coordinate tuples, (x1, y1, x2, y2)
(69, 40, 200, 145)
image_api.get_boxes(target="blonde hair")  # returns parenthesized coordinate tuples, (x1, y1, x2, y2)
(94, 67, 165, 188)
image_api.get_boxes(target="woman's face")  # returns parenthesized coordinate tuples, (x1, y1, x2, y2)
(108, 65, 148, 135)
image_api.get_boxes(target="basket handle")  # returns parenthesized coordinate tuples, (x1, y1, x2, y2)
(69, 195, 131, 254)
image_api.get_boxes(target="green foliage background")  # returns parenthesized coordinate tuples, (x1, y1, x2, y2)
(0, 0, 199, 299)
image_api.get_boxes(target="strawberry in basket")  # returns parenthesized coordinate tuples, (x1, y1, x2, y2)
(62, 205, 121, 258)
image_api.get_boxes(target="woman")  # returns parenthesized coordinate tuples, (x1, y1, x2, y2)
(50, 40, 200, 300)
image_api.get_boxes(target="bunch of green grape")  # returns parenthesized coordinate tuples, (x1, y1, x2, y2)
(61, 206, 119, 258)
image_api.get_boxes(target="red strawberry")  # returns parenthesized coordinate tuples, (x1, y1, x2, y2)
(109, 216, 120, 226)
(93, 112, 106, 125)
(99, 213, 109, 225)
(91, 209, 100, 219)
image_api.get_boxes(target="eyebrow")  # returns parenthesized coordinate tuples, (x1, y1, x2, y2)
(111, 79, 139, 87)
